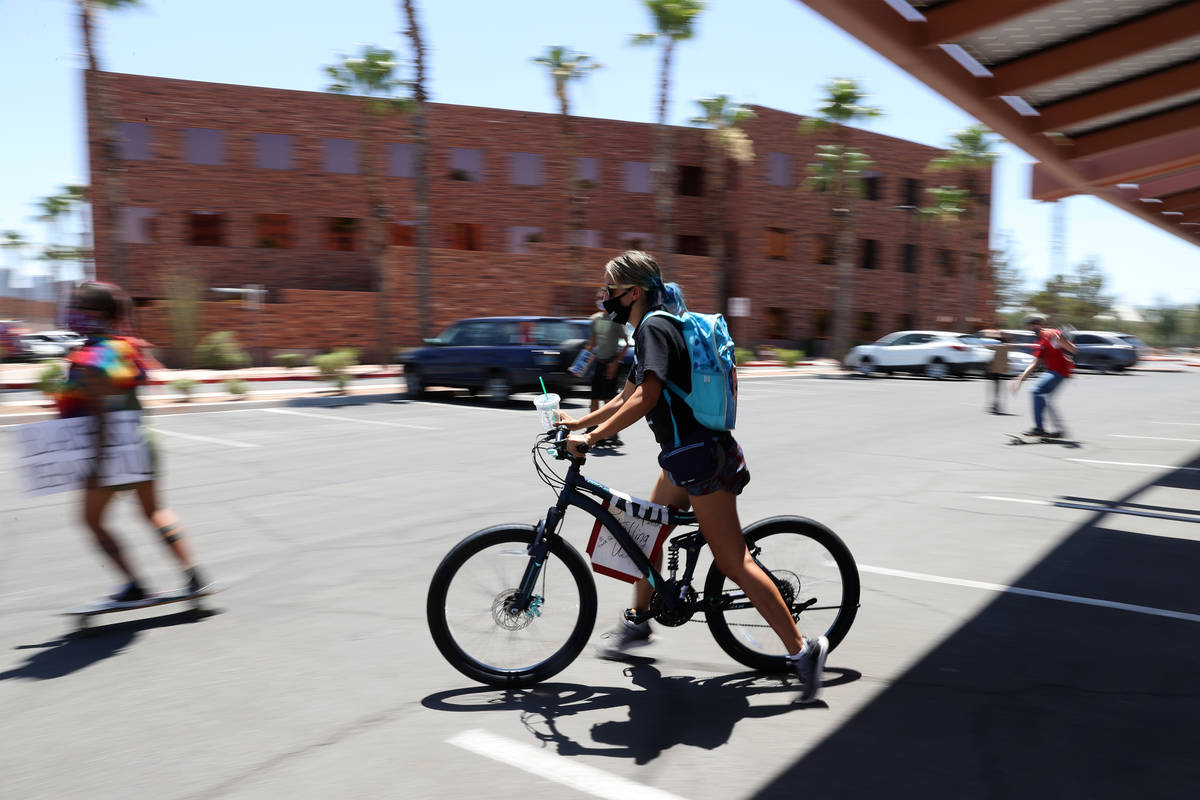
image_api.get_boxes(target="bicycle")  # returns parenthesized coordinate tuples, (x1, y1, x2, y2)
(426, 427, 860, 688)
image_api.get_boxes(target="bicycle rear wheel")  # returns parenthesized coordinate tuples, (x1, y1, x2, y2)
(704, 516, 859, 672)
(427, 525, 597, 688)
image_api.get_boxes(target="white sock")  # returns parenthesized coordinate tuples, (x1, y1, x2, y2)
(787, 641, 810, 661)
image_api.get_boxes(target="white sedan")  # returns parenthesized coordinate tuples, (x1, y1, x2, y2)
(844, 330, 992, 379)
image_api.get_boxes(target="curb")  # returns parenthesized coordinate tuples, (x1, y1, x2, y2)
(0, 368, 402, 391)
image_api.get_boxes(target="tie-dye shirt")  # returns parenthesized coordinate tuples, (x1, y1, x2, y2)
(56, 336, 156, 418)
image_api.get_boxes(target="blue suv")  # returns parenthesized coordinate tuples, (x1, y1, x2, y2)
(402, 316, 587, 403)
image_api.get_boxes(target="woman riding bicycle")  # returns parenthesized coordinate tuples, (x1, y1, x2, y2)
(557, 250, 828, 701)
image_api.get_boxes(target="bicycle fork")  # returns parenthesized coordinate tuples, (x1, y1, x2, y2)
(508, 506, 563, 616)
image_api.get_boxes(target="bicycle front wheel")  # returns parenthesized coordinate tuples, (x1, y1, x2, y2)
(704, 516, 860, 672)
(427, 525, 598, 688)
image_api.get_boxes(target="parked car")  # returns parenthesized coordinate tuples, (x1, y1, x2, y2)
(1111, 332, 1151, 359)
(844, 330, 990, 379)
(0, 320, 32, 361)
(1067, 330, 1138, 372)
(993, 329, 1040, 356)
(401, 316, 591, 402)
(37, 329, 86, 351)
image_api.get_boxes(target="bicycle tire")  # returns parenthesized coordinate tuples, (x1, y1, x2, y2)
(427, 524, 598, 688)
(704, 515, 859, 672)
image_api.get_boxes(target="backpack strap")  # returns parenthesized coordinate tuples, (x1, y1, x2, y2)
(642, 310, 685, 447)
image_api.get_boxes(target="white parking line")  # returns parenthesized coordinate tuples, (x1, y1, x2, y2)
(1112, 434, 1200, 443)
(1068, 458, 1200, 472)
(447, 729, 688, 800)
(262, 407, 438, 430)
(1148, 422, 1200, 426)
(152, 427, 258, 448)
(858, 564, 1200, 624)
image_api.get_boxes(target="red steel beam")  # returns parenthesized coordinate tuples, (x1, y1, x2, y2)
(990, 1, 1200, 95)
(920, 0, 1067, 46)
(1071, 102, 1200, 160)
(1035, 59, 1200, 134)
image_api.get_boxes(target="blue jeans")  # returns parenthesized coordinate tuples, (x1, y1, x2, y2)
(1031, 370, 1067, 430)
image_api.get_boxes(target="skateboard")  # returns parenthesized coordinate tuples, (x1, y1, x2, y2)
(1006, 432, 1071, 445)
(63, 584, 220, 632)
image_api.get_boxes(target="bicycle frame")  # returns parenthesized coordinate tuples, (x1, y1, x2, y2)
(511, 456, 699, 615)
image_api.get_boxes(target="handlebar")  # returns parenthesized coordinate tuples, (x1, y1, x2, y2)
(546, 425, 588, 461)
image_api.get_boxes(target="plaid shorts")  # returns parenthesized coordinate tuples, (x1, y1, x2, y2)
(681, 433, 750, 497)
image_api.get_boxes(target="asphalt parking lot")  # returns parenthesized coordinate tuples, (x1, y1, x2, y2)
(2, 368, 1198, 799)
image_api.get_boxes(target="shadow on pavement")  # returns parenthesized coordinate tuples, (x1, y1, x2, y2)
(751, 452, 1200, 800)
(0, 609, 219, 681)
(424, 658, 860, 765)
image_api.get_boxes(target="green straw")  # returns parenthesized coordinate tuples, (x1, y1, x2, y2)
(539, 377, 549, 398)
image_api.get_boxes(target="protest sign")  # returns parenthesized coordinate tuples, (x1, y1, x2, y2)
(17, 411, 152, 495)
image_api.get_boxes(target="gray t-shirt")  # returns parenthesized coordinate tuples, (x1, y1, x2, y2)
(590, 312, 623, 360)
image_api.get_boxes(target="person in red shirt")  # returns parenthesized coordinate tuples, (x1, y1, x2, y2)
(1012, 315, 1078, 437)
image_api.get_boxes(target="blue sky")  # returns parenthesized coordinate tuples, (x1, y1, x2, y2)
(1, 0, 1197, 307)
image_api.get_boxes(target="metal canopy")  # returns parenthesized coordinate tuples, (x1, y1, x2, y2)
(798, 0, 1200, 245)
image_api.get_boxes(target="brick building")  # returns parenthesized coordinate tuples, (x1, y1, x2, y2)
(87, 72, 992, 359)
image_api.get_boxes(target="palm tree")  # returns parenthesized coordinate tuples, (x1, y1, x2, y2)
(62, 184, 94, 280)
(400, 0, 434, 343)
(533, 45, 600, 314)
(325, 45, 409, 365)
(2, 230, 29, 319)
(631, 0, 705, 274)
(928, 124, 1000, 331)
(688, 95, 755, 316)
(800, 78, 882, 360)
(79, 0, 141, 290)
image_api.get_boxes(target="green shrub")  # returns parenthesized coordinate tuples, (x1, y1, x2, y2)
(37, 362, 66, 397)
(734, 347, 755, 366)
(273, 353, 303, 369)
(310, 348, 359, 394)
(195, 331, 249, 370)
(170, 378, 197, 401)
(777, 348, 805, 368)
(226, 378, 248, 397)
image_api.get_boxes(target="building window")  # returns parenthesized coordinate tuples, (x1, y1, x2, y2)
(323, 138, 358, 174)
(450, 223, 483, 250)
(510, 152, 543, 186)
(507, 225, 544, 253)
(569, 229, 602, 248)
(903, 177, 922, 207)
(188, 212, 225, 247)
(676, 234, 707, 256)
(254, 214, 293, 249)
(765, 307, 788, 339)
(118, 207, 157, 244)
(862, 172, 882, 201)
(621, 232, 653, 251)
(575, 157, 601, 188)
(255, 133, 293, 170)
(859, 239, 878, 269)
(901, 243, 918, 273)
(389, 143, 415, 178)
(448, 148, 484, 182)
(939, 248, 956, 276)
(184, 128, 224, 166)
(857, 311, 878, 342)
(813, 234, 834, 265)
(765, 227, 790, 260)
(812, 308, 830, 338)
(389, 221, 415, 246)
(767, 152, 794, 187)
(678, 165, 704, 197)
(117, 122, 152, 161)
(623, 161, 652, 193)
(324, 217, 360, 251)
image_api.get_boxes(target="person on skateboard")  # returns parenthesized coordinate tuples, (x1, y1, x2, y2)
(57, 282, 210, 602)
(1011, 314, 1077, 438)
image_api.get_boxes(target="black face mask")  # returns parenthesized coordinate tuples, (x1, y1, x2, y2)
(602, 290, 633, 325)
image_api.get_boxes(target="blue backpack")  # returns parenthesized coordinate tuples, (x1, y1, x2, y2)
(644, 309, 738, 436)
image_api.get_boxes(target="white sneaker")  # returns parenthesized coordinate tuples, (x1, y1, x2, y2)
(788, 635, 829, 703)
(597, 617, 652, 659)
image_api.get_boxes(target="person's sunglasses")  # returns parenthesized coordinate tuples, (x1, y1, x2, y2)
(604, 284, 635, 298)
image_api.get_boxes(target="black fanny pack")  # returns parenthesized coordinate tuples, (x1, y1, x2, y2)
(658, 431, 726, 487)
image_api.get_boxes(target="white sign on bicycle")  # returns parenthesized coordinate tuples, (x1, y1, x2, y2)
(587, 501, 673, 583)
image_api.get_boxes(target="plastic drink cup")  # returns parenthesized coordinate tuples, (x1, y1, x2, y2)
(533, 393, 561, 428)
